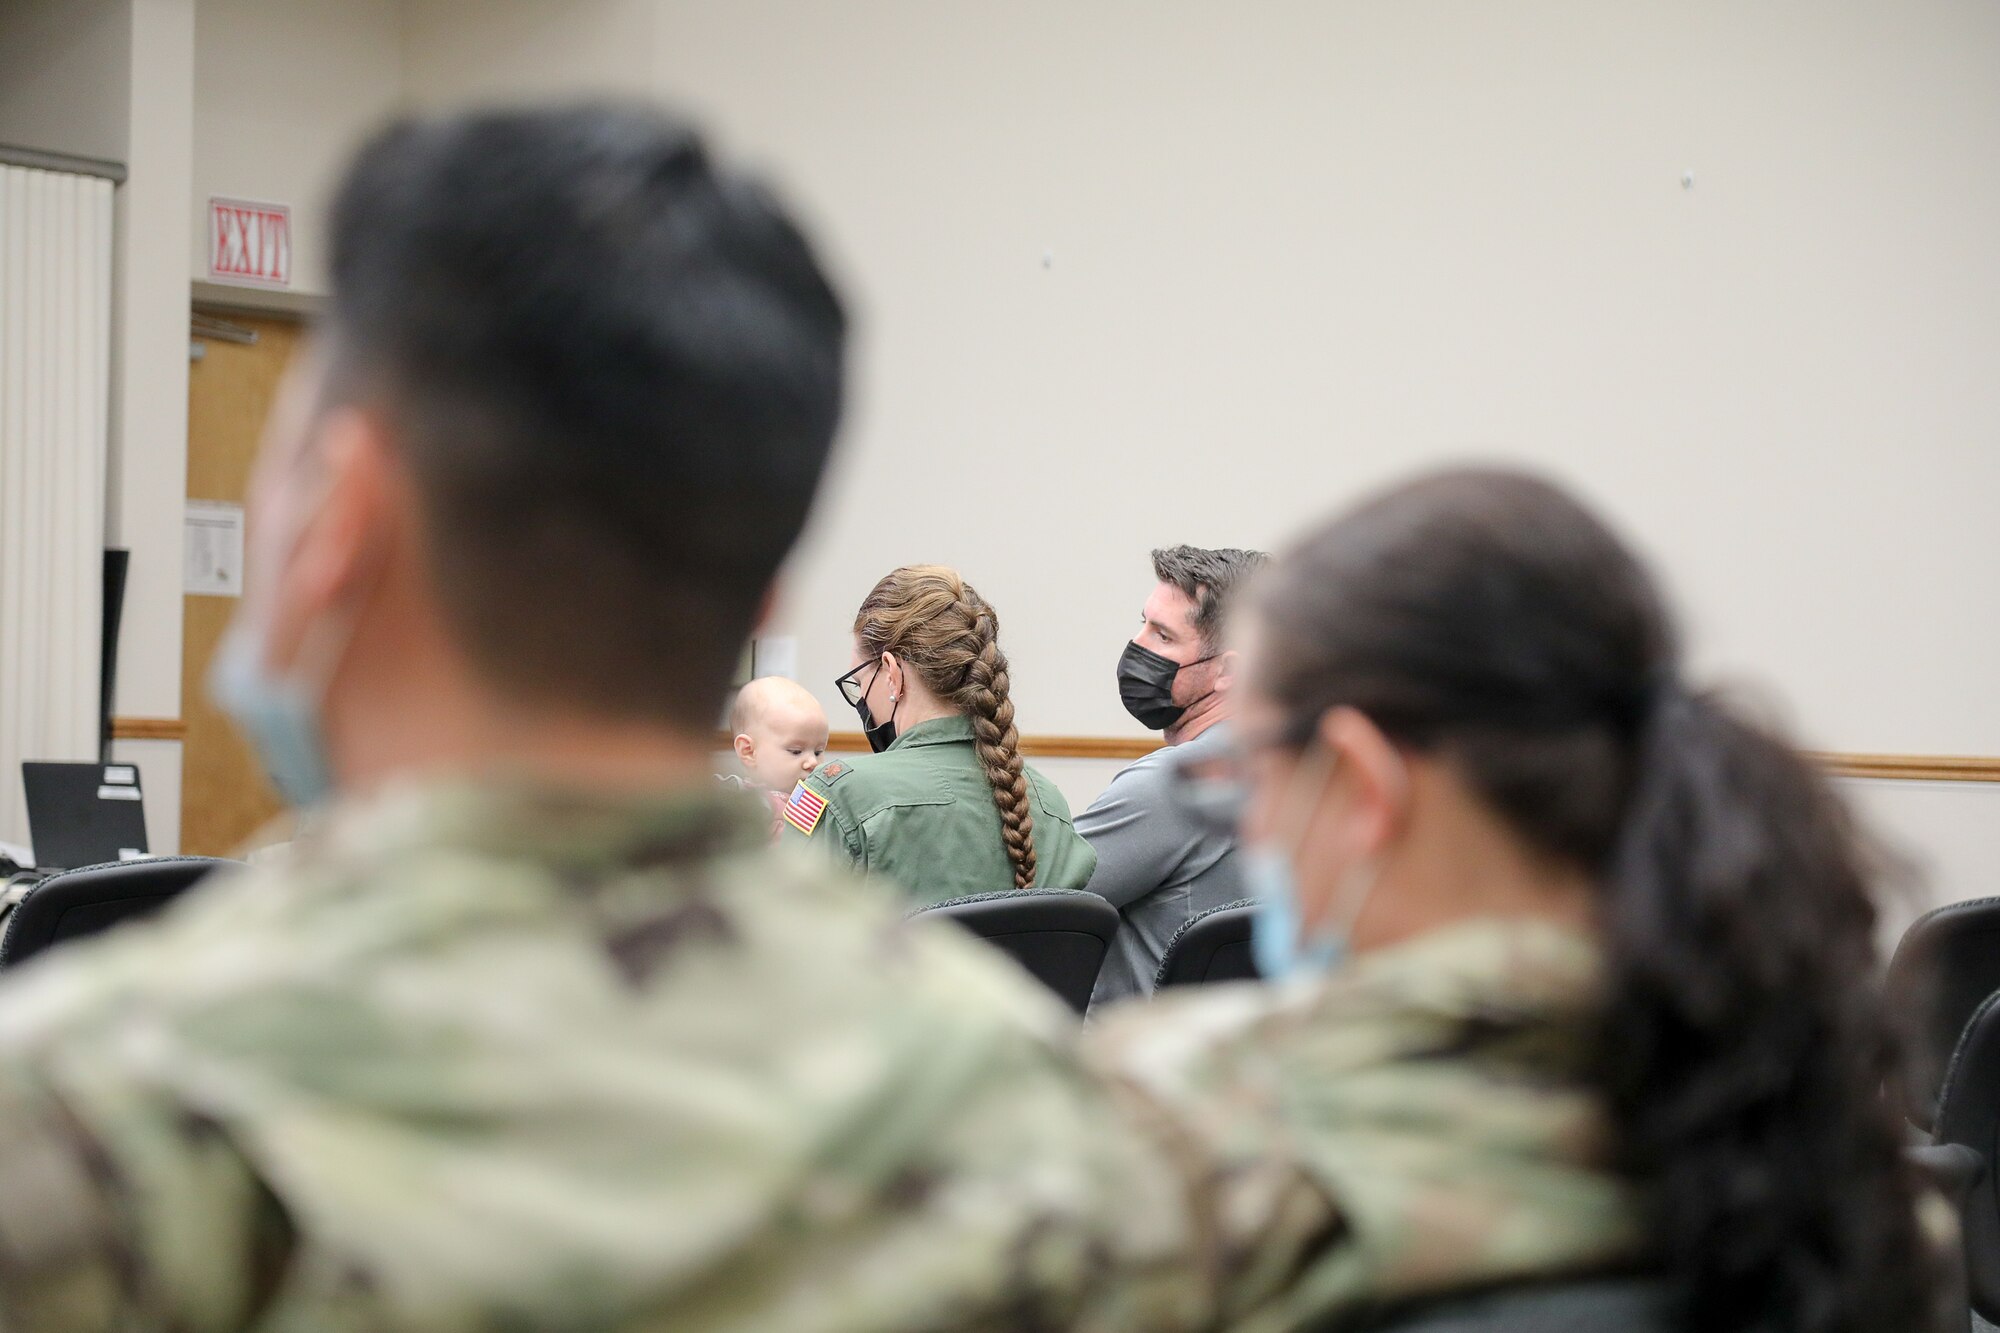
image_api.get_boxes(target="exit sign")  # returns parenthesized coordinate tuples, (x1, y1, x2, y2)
(207, 197, 291, 287)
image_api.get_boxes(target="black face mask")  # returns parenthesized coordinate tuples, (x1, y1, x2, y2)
(855, 694, 899, 754)
(1117, 640, 1214, 731)
(837, 659, 901, 753)
(846, 661, 900, 753)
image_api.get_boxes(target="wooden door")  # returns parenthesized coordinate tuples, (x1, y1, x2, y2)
(180, 310, 304, 856)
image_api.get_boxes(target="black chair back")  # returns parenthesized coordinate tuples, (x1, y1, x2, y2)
(1357, 1278, 1682, 1332)
(0, 857, 234, 969)
(1931, 987, 2000, 1324)
(912, 888, 1118, 1015)
(1886, 897, 2000, 1132)
(1154, 897, 1259, 990)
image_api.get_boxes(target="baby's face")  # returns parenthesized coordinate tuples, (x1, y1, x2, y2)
(742, 702, 830, 792)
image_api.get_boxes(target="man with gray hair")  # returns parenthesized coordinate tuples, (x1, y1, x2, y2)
(1084, 544, 1268, 1008)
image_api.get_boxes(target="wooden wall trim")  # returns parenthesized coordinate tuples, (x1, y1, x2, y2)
(827, 731, 2000, 783)
(110, 717, 188, 742)
(1811, 753, 2000, 784)
(825, 731, 1160, 761)
(123, 720, 1994, 782)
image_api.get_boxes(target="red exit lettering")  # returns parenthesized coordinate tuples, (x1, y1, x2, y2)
(207, 198, 291, 287)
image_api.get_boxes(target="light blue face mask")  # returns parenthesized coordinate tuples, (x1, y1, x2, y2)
(208, 618, 336, 809)
(1245, 742, 1380, 982)
(1247, 845, 1339, 979)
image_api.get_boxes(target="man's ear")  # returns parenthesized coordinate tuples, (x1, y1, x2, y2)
(1211, 648, 1241, 693)
(1318, 707, 1411, 859)
(264, 406, 399, 665)
(297, 407, 399, 602)
(733, 734, 755, 766)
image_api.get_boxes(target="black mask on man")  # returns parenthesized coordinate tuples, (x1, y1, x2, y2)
(1117, 640, 1214, 731)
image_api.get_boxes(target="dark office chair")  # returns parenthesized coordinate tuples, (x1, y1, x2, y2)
(1920, 988, 2000, 1327)
(1886, 897, 2000, 1132)
(1356, 1278, 1685, 1332)
(912, 888, 1119, 1015)
(1153, 897, 1259, 990)
(0, 856, 236, 969)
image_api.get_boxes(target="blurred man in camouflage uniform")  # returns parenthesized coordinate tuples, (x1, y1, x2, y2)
(0, 105, 1319, 1330)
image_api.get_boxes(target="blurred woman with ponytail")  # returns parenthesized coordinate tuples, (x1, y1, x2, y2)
(781, 565, 1096, 904)
(1091, 468, 1953, 1331)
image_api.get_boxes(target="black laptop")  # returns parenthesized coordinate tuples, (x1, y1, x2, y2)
(21, 762, 148, 872)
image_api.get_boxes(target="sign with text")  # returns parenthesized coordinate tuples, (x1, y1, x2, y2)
(207, 197, 291, 287)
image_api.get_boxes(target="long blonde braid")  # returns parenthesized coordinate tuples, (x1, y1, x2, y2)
(855, 566, 1038, 889)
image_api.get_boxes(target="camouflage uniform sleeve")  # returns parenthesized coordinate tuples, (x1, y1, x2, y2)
(1082, 990, 1351, 1327)
(0, 1055, 292, 1332)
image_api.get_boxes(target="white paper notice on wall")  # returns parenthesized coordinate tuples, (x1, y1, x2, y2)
(184, 500, 245, 597)
(753, 635, 799, 680)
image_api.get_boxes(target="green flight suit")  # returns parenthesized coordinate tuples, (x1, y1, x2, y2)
(778, 715, 1096, 905)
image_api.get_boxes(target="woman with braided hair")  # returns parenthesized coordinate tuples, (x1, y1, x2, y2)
(779, 565, 1096, 905)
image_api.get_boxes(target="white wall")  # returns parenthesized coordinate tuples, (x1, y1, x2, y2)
(104, 0, 194, 858)
(1846, 778, 2000, 951)
(148, 2, 2000, 914)
(110, 0, 193, 727)
(112, 736, 182, 856)
(0, 0, 131, 163)
(0, 0, 186, 852)
(401, 0, 656, 110)
(648, 0, 2000, 748)
(190, 0, 406, 294)
(635, 0, 2000, 916)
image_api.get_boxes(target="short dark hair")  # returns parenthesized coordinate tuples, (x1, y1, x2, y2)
(323, 102, 845, 730)
(1149, 545, 1269, 652)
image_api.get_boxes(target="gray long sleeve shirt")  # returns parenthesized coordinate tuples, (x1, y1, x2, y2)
(1079, 722, 1244, 1010)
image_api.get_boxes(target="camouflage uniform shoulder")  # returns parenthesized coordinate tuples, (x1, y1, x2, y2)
(0, 782, 1226, 1330)
(1085, 919, 1643, 1326)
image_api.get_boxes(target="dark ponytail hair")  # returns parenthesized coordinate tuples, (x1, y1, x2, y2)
(1253, 468, 1946, 1333)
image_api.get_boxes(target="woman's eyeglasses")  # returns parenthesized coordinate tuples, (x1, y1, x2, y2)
(835, 660, 880, 708)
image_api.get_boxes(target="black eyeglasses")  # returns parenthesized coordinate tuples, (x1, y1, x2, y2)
(835, 660, 880, 708)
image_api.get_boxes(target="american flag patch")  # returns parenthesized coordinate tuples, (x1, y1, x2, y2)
(781, 782, 827, 837)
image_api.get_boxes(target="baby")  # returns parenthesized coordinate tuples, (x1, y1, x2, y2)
(729, 676, 830, 802)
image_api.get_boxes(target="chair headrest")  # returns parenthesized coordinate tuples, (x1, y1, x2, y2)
(912, 886, 1104, 916)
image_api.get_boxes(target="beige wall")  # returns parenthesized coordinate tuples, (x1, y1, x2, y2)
(645, 0, 2000, 751)
(0, 0, 131, 162)
(180, 0, 655, 293)
(640, 0, 2000, 910)
(190, 0, 405, 294)
(0, 0, 190, 854)
(76, 1, 2000, 892)
(108, 0, 196, 854)
(402, 0, 655, 109)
